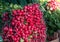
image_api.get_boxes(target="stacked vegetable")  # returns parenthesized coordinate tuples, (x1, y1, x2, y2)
(2, 4, 46, 42)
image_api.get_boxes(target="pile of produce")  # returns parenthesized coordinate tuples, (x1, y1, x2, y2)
(2, 4, 46, 42)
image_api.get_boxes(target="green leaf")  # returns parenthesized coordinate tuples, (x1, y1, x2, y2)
(19, 0, 27, 7)
(14, 4, 19, 9)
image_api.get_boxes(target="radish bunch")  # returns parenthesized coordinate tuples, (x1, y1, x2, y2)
(2, 4, 46, 42)
(47, 0, 60, 11)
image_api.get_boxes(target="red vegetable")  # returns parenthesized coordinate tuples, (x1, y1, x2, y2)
(2, 4, 46, 42)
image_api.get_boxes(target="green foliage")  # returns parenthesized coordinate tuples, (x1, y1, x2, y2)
(39, 0, 60, 36)
(44, 9, 60, 36)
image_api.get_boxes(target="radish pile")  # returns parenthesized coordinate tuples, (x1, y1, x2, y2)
(2, 4, 46, 42)
(47, 0, 60, 11)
